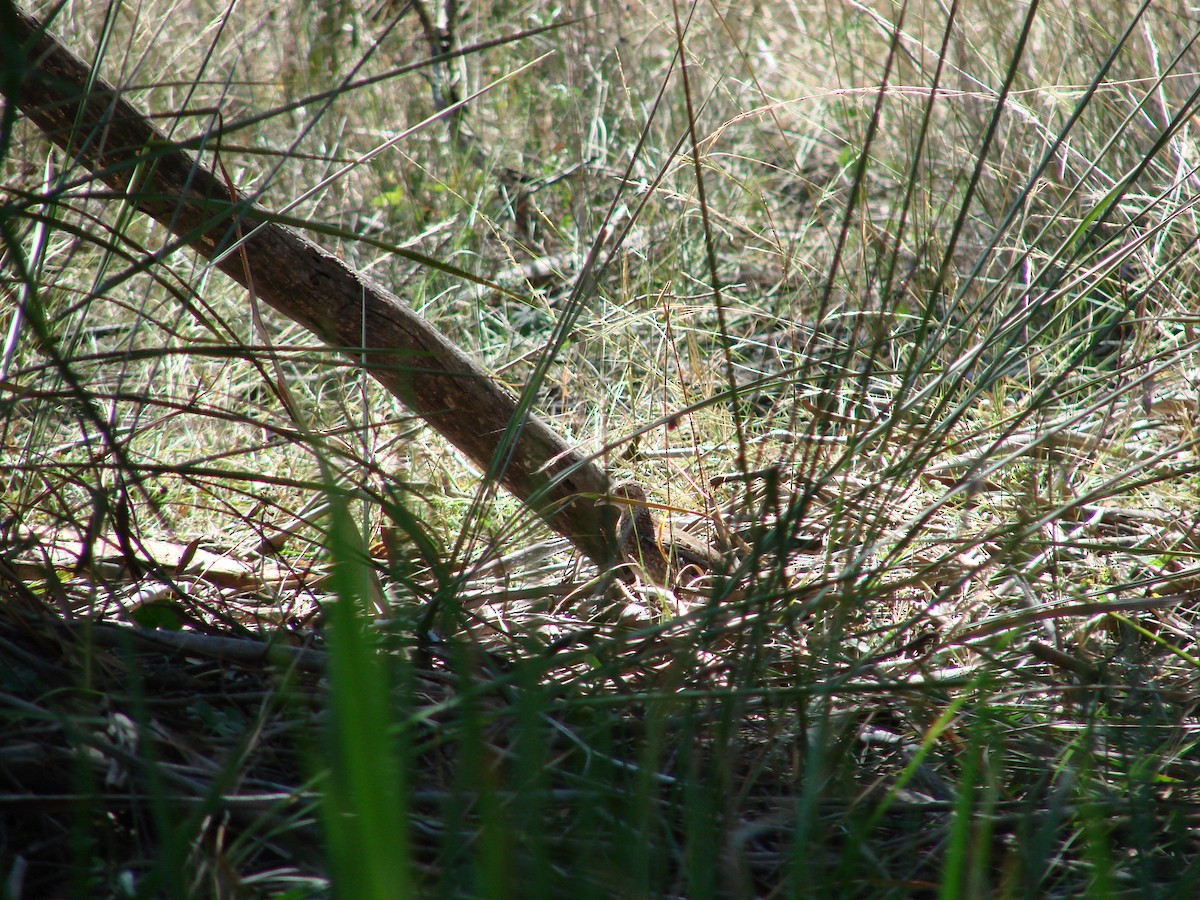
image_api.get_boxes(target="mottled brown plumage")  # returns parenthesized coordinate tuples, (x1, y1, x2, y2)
(600, 482, 726, 586)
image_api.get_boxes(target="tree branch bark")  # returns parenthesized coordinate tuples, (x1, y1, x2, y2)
(8, 8, 616, 566)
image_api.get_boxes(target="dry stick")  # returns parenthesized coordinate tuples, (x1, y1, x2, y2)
(10, 9, 616, 567)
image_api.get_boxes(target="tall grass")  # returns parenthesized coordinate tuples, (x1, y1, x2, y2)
(3, 0, 1200, 895)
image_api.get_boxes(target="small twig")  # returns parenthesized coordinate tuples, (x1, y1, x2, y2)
(81, 621, 327, 674)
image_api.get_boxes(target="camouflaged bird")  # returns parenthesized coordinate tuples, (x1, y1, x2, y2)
(599, 481, 728, 587)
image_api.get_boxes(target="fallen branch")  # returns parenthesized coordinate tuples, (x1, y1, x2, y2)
(8, 8, 615, 566)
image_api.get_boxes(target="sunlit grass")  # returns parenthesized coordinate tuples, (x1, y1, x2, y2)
(3, 0, 1200, 895)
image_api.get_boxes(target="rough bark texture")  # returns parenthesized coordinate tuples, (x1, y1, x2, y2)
(9, 9, 616, 566)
